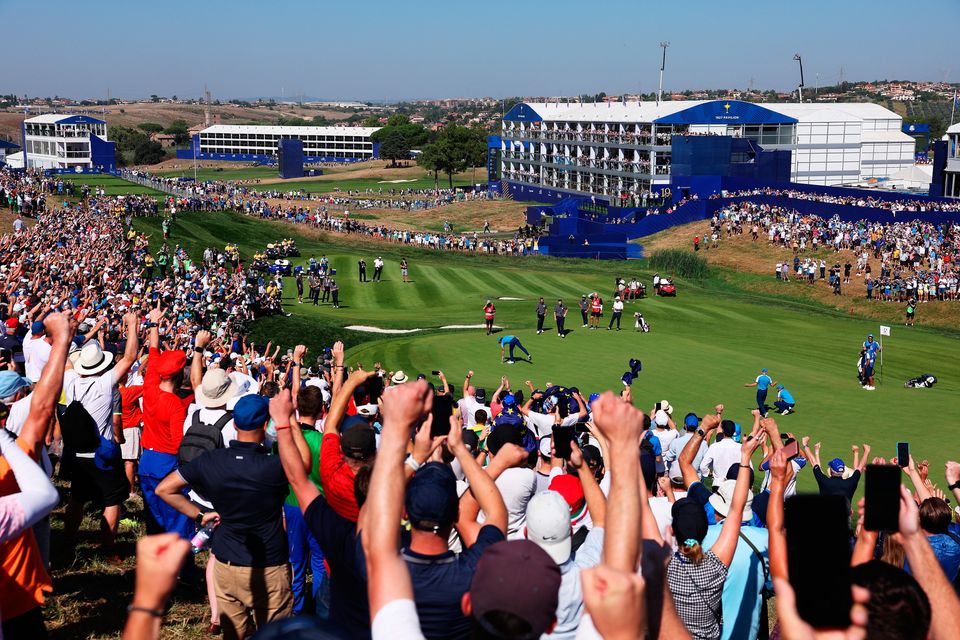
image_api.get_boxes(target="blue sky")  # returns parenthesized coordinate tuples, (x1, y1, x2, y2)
(1, 0, 956, 100)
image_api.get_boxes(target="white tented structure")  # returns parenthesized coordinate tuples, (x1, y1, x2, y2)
(196, 125, 381, 162)
(500, 100, 915, 198)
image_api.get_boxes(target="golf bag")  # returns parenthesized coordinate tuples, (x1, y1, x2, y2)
(904, 374, 937, 389)
(634, 312, 650, 333)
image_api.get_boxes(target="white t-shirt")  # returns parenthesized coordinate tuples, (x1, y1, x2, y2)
(182, 405, 236, 508)
(458, 395, 489, 429)
(699, 438, 744, 481)
(524, 411, 579, 438)
(653, 427, 679, 452)
(63, 369, 118, 438)
(5, 392, 53, 476)
(22, 334, 52, 383)
(480, 467, 536, 539)
(612, 300, 624, 313)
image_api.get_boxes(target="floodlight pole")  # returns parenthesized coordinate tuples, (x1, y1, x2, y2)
(793, 53, 805, 103)
(657, 42, 670, 106)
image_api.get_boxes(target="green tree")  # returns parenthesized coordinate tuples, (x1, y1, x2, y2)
(416, 143, 443, 189)
(378, 131, 410, 167)
(133, 140, 166, 165)
(164, 119, 190, 145)
(387, 114, 410, 127)
(150, 94, 159, 103)
(137, 122, 164, 133)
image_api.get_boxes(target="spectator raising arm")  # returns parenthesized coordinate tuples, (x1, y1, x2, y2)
(190, 330, 212, 391)
(447, 418, 507, 533)
(0, 429, 58, 541)
(895, 485, 960, 640)
(710, 432, 764, 568)
(947, 462, 960, 506)
(590, 392, 644, 572)
(121, 534, 191, 640)
(20, 311, 75, 457)
(766, 448, 792, 580)
(362, 380, 432, 637)
(570, 439, 606, 529)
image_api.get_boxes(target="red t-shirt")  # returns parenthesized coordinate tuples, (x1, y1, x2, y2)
(484, 305, 495, 320)
(319, 432, 359, 522)
(141, 348, 188, 454)
(120, 385, 144, 429)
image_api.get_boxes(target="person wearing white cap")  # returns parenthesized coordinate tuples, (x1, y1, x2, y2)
(524, 443, 606, 640)
(61, 313, 140, 562)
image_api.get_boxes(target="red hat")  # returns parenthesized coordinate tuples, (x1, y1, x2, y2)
(549, 474, 585, 513)
(154, 350, 186, 379)
(5, 318, 19, 330)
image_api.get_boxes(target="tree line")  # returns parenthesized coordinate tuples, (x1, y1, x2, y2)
(368, 114, 488, 187)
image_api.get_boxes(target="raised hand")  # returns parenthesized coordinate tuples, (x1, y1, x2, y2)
(380, 379, 431, 437)
(493, 442, 529, 469)
(194, 329, 212, 349)
(131, 533, 191, 612)
(946, 461, 960, 487)
(293, 344, 308, 362)
(268, 389, 294, 426)
(331, 340, 344, 365)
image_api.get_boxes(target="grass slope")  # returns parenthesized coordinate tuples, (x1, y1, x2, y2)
(135, 211, 960, 492)
(58, 174, 166, 198)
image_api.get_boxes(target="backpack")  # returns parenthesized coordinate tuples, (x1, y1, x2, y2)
(178, 410, 231, 466)
(58, 381, 102, 454)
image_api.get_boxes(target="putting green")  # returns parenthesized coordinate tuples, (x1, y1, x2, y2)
(134, 211, 960, 493)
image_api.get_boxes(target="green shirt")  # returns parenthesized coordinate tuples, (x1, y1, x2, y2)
(274, 424, 324, 507)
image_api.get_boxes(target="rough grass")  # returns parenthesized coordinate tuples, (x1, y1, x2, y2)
(647, 248, 711, 279)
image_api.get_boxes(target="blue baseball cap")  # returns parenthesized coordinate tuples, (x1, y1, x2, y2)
(30, 320, 44, 335)
(588, 392, 600, 405)
(760, 367, 768, 373)
(339, 414, 368, 432)
(0, 371, 32, 399)
(406, 462, 459, 533)
(776, 384, 784, 390)
(233, 394, 270, 431)
(828, 458, 846, 473)
(867, 334, 874, 338)
(502, 394, 516, 407)
(684, 413, 700, 430)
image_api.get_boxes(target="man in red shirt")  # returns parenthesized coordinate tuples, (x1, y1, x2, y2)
(483, 300, 496, 335)
(589, 294, 603, 330)
(138, 306, 191, 539)
(319, 351, 378, 522)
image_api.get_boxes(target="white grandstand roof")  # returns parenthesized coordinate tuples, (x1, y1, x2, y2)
(515, 100, 901, 124)
(522, 101, 705, 122)
(24, 113, 106, 124)
(860, 129, 915, 143)
(947, 123, 960, 135)
(200, 124, 380, 136)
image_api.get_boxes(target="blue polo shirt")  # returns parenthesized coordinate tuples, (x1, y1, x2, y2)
(401, 525, 506, 640)
(863, 340, 880, 355)
(756, 374, 772, 391)
(777, 388, 795, 404)
(304, 495, 370, 640)
(178, 440, 289, 567)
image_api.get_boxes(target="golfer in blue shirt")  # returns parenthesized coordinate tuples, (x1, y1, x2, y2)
(498, 335, 531, 364)
(773, 384, 795, 415)
(863, 334, 881, 357)
(744, 367, 776, 416)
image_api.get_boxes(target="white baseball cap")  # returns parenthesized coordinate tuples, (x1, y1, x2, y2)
(654, 410, 669, 427)
(525, 491, 573, 564)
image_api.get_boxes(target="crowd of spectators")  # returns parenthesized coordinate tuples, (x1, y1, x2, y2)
(714, 202, 960, 303)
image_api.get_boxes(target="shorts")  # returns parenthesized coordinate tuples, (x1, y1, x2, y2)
(70, 456, 128, 507)
(401, 269, 408, 276)
(591, 311, 601, 318)
(121, 426, 142, 460)
(862, 366, 874, 378)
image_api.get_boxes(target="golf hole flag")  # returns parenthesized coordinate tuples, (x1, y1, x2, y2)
(879, 325, 891, 337)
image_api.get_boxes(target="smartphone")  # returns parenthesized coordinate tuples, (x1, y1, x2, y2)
(430, 394, 454, 438)
(367, 374, 384, 404)
(552, 425, 574, 460)
(896, 442, 909, 467)
(655, 402, 662, 412)
(781, 439, 799, 461)
(864, 464, 901, 532)
(431, 370, 441, 376)
(785, 494, 852, 629)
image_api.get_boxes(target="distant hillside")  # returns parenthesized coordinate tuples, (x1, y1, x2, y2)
(0, 102, 355, 143)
